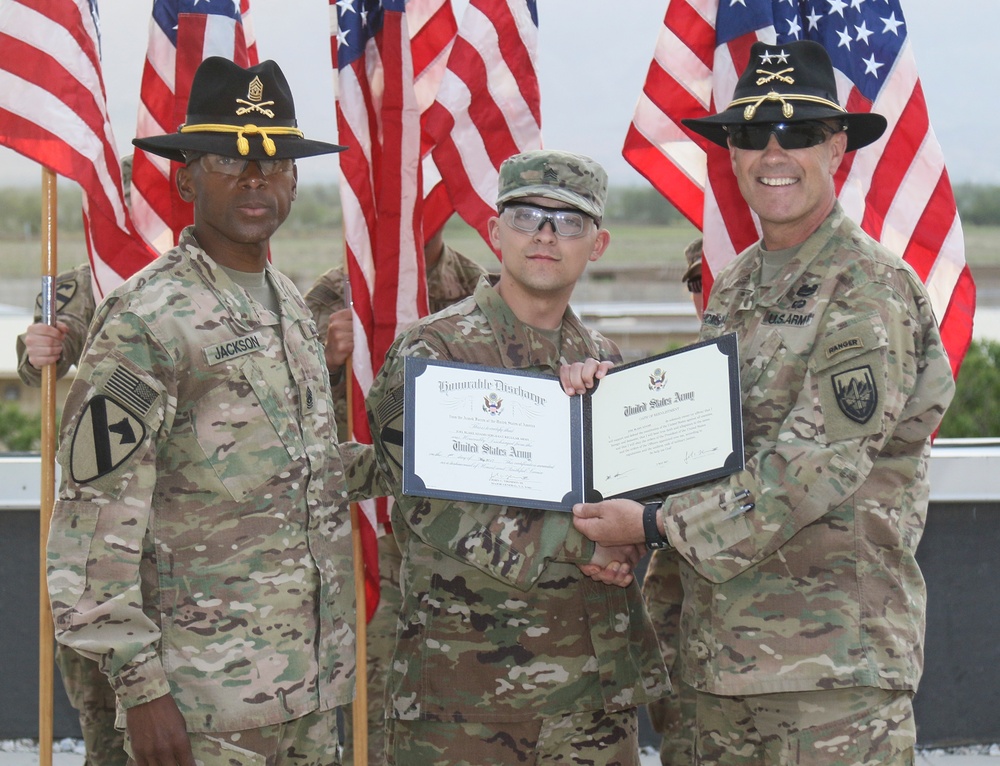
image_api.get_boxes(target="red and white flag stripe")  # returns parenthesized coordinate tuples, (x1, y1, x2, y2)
(131, 0, 257, 255)
(408, 0, 458, 239)
(0, 0, 155, 298)
(423, 0, 541, 250)
(333, 0, 425, 618)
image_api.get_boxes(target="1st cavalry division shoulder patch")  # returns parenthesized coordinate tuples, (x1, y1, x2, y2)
(372, 385, 405, 471)
(35, 278, 78, 312)
(70, 395, 147, 483)
(831, 365, 877, 424)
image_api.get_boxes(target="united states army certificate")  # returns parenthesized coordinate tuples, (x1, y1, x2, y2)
(402, 334, 743, 511)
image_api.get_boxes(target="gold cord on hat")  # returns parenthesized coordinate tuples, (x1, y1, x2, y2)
(727, 91, 846, 121)
(178, 123, 304, 156)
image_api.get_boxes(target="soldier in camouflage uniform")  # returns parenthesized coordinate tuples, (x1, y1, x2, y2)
(305, 224, 490, 440)
(365, 149, 669, 766)
(18, 262, 126, 766)
(571, 41, 955, 765)
(17, 263, 96, 386)
(18, 153, 131, 382)
(46, 57, 382, 766)
(304, 223, 488, 766)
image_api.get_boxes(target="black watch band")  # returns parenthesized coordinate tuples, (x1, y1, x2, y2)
(643, 501, 669, 550)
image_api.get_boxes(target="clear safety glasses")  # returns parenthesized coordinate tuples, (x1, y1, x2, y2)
(191, 153, 295, 177)
(501, 203, 595, 239)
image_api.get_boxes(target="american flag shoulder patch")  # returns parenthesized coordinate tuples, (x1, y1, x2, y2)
(105, 365, 159, 418)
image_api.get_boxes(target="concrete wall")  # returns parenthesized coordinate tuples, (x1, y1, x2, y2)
(2, 445, 998, 745)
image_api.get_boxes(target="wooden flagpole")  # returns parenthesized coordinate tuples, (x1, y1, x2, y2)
(38, 167, 58, 766)
(345, 349, 369, 766)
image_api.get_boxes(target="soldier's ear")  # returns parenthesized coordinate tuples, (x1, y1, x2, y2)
(176, 165, 196, 202)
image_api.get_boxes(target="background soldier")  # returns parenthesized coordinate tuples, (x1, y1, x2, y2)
(18, 262, 121, 766)
(17, 159, 132, 766)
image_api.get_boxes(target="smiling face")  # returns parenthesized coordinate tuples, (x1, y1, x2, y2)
(729, 124, 847, 250)
(176, 156, 298, 270)
(489, 195, 610, 328)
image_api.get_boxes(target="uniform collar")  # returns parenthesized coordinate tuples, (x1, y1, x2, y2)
(724, 202, 849, 308)
(177, 226, 294, 328)
(473, 274, 601, 370)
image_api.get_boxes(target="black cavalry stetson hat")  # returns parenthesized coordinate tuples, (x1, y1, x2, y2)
(682, 40, 887, 153)
(132, 57, 345, 162)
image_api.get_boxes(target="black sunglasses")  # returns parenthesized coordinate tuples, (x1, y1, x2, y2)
(726, 121, 844, 151)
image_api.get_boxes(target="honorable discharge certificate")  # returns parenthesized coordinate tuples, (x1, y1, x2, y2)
(403, 333, 743, 511)
(403, 359, 581, 511)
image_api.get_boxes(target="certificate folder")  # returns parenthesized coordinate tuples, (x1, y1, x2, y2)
(402, 333, 744, 512)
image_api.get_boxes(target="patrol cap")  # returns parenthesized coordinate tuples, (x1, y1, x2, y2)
(496, 150, 608, 221)
(682, 237, 703, 284)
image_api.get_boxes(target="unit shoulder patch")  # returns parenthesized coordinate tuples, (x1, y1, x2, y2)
(70, 395, 148, 483)
(372, 384, 405, 471)
(831, 365, 878, 424)
(34, 279, 79, 312)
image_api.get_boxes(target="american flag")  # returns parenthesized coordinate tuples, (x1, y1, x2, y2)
(131, 0, 258, 255)
(423, 0, 542, 250)
(0, 0, 155, 298)
(623, 0, 975, 377)
(408, 0, 458, 238)
(333, 0, 425, 618)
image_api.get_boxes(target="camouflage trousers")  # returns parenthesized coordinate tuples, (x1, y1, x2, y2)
(337, 533, 401, 765)
(693, 687, 916, 765)
(55, 643, 126, 766)
(642, 548, 695, 765)
(386, 707, 639, 766)
(125, 705, 340, 766)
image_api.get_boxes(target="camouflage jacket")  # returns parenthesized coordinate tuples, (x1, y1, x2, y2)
(47, 228, 381, 733)
(366, 275, 669, 722)
(658, 204, 955, 696)
(17, 262, 96, 385)
(304, 245, 489, 439)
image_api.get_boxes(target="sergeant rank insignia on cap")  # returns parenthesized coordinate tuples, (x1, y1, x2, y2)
(237, 76, 275, 119)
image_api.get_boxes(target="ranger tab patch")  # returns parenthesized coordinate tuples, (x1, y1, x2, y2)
(831, 365, 877, 424)
(70, 395, 148, 482)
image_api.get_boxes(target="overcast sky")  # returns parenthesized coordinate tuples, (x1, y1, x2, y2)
(2, 0, 997, 189)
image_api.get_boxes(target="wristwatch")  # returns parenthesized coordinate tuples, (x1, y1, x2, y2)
(642, 501, 670, 550)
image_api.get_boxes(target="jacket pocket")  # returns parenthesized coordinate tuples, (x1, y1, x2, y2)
(809, 313, 888, 444)
(192, 355, 298, 501)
